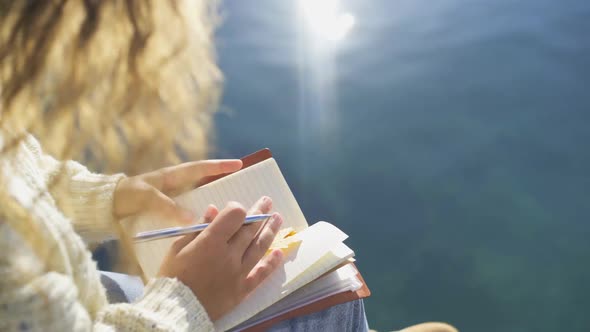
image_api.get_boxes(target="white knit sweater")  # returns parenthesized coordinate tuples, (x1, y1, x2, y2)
(0, 133, 214, 331)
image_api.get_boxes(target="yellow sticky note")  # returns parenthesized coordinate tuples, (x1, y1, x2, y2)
(267, 227, 301, 254)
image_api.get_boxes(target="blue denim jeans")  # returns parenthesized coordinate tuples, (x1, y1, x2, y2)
(100, 271, 369, 332)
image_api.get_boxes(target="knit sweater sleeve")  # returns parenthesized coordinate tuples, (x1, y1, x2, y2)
(97, 278, 215, 331)
(0, 223, 215, 332)
(24, 135, 125, 243)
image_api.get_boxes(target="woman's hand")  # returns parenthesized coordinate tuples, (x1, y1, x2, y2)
(158, 197, 284, 321)
(113, 159, 243, 223)
(113, 160, 284, 319)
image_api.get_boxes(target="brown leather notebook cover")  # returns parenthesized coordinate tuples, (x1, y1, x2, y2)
(198, 148, 274, 186)
(202, 149, 371, 331)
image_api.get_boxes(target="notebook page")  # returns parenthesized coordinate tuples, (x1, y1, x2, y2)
(283, 242, 355, 292)
(125, 218, 177, 278)
(274, 264, 361, 312)
(215, 223, 354, 331)
(175, 158, 309, 232)
(124, 158, 309, 277)
(282, 222, 348, 288)
(234, 265, 361, 330)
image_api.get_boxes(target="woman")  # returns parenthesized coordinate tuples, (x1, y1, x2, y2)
(0, 1, 456, 331)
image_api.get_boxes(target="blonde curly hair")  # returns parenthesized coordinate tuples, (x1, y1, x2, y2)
(0, 0, 221, 174)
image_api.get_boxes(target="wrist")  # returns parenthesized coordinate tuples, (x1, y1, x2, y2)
(112, 177, 128, 220)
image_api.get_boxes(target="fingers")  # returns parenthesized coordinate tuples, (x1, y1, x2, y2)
(204, 204, 220, 221)
(204, 204, 221, 223)
(228, 196, 273, 251)
(243, 249, 283, 294)
(242, 213, 283, 271)
(247, 196, 273, 216)
(144, 160, 243, 194)
(203, 201, 248, 241)
(171, 205, 218, 252)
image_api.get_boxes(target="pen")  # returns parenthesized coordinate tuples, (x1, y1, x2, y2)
(133, 214, 273, 243)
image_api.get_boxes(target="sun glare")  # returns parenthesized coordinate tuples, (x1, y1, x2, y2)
(299, 0, 356, 42)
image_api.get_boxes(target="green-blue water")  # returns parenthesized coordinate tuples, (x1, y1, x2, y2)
(213, 1, 590, 331)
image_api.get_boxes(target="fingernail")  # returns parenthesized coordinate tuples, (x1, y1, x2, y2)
(222, 159, 243, 172)
(271, 213, 283, 228)
(273, 249, 283, 261)
(261, 196, 272, 209)
(203, 205, 215, 220)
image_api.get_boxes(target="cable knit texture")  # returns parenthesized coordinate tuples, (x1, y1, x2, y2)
(0, 133, 215, 331)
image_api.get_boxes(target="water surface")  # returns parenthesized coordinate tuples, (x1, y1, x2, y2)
(214, 1, 590, 331)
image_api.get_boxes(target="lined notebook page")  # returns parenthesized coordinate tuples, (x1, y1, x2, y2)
(214, 222, 354, 331)
(124, 158, 309, 278)
(176, 158, 308, 231)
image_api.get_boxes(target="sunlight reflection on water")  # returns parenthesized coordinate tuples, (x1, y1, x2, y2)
(215, 1, 590, 331)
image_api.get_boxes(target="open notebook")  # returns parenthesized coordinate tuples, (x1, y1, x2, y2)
(121, 149, 370, 331)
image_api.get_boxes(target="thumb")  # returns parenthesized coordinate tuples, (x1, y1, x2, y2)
(147, 189, 195, 225)
(144, 160, 243, 195)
